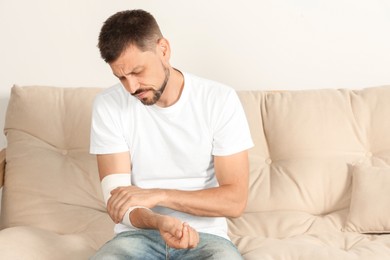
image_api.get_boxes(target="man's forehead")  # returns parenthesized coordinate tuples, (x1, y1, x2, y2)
(110, 54, 139, 73)
(111, 46, 153, 70)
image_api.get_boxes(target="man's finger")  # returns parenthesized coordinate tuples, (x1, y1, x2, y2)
(107, 193, 129, 223)
(110, 187, 119, 194)
(187, 224, 191, 247)
(188, 226, 199, 248)
(179, 223, 189, 247)
(175, 228, 182, 239)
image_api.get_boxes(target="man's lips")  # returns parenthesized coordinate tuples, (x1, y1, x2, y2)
(133, 89, 149, 99)
(136, 91, 147, 99)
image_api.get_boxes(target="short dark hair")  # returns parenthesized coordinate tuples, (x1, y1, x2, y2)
(98, 9, 163, 63)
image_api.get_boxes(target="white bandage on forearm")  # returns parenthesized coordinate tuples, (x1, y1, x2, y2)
(101, 173, 131, 205)
(100, 173, 151, 228)
(122, 206, 152, 228)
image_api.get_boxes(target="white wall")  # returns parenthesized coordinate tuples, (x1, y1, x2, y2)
(1, 0, 390, 149)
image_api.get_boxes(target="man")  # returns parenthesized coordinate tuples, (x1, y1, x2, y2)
(90, 9, 253, 259)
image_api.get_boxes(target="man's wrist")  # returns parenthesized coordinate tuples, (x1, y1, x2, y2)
(122, 206, 152, 228)
(156, 188, 170, 208)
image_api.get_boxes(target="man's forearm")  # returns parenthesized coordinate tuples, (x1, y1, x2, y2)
(129, 208, 160, 229)
(157, 151, 250, 218)
(128, 208, 200, 250)
(159, 185, 247, 218)
(109, 184, 247, 220)
(107, 151, 250, 220)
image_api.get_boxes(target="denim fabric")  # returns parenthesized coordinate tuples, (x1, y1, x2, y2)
(90, 230, 243, 260)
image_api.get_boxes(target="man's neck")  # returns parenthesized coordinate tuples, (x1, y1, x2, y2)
(156, 68, 184, 108)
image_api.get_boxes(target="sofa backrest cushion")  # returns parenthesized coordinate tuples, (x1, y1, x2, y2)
(1, 86, 114, 249)
(229, 86, 390, 239)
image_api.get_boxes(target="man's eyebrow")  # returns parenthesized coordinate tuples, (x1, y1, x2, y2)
(129, 66, 143, 74)
(113, 66, 143, 78)
(113, 72, 121, 78)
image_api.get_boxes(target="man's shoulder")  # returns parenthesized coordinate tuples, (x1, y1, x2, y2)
(96, 83, 126, 99)
(94, 83, 133, 108)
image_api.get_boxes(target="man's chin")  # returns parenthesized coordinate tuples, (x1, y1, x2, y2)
(141, 100, 155, 106)
(135, 88, 162, 105)
(140, 97, 158, 106)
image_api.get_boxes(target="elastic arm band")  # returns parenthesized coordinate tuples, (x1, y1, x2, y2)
(101, 173, 131, 205)
(100, 173, 152, 228)
(121, 206, 152, 229)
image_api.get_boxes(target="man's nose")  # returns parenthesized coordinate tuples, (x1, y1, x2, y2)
(123, 76, 140, 94)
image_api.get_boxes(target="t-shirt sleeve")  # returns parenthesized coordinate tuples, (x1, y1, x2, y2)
(90, 94, 129, 154)
(212, 89, 254, 156)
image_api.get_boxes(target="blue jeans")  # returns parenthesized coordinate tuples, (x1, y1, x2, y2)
(90, 230, 243, 260)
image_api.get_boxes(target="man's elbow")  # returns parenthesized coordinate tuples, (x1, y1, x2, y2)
(227, 198, 247, 218)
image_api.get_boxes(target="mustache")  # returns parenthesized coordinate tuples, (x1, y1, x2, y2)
(132, 87, 155, 96)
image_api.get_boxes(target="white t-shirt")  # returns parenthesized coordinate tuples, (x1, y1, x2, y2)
(90, 72, 253, 240)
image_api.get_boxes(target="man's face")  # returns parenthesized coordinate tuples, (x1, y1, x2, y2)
(110, 44, 170, 105)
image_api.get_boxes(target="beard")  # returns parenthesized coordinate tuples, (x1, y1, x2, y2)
(132, 65, 170, 106)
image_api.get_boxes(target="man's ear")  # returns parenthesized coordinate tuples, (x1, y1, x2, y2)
(157, 38, 171, 60)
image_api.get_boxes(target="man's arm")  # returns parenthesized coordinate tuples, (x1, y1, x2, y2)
(97, 152, 131, 181)
(109, 150, 249, 220)
(161, 150, 249, 217)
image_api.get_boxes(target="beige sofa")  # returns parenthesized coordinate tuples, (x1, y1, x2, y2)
(1, 85, 390, 259)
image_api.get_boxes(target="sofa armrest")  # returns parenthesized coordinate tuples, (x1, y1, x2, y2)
(0, 149, 5, 188)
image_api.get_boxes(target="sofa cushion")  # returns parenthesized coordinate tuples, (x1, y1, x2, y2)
(344, 165, 390, 233)
(233, 232, 390, 260)
(1, 86, 114, 250)
(0, 226, 95, 260)
(230, 86, 390, 240)
(0, 149, 4, 188)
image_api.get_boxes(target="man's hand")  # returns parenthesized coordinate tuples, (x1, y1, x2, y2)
(107, 186, 163, 223)
(129, 208, 199, 249)
(156, 215, 199, 249)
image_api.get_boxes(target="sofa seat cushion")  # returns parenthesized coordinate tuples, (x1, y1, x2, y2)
(228, 209, 348, 239)
(0, 226, 97, 260)
(233, 232, 390, 260)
